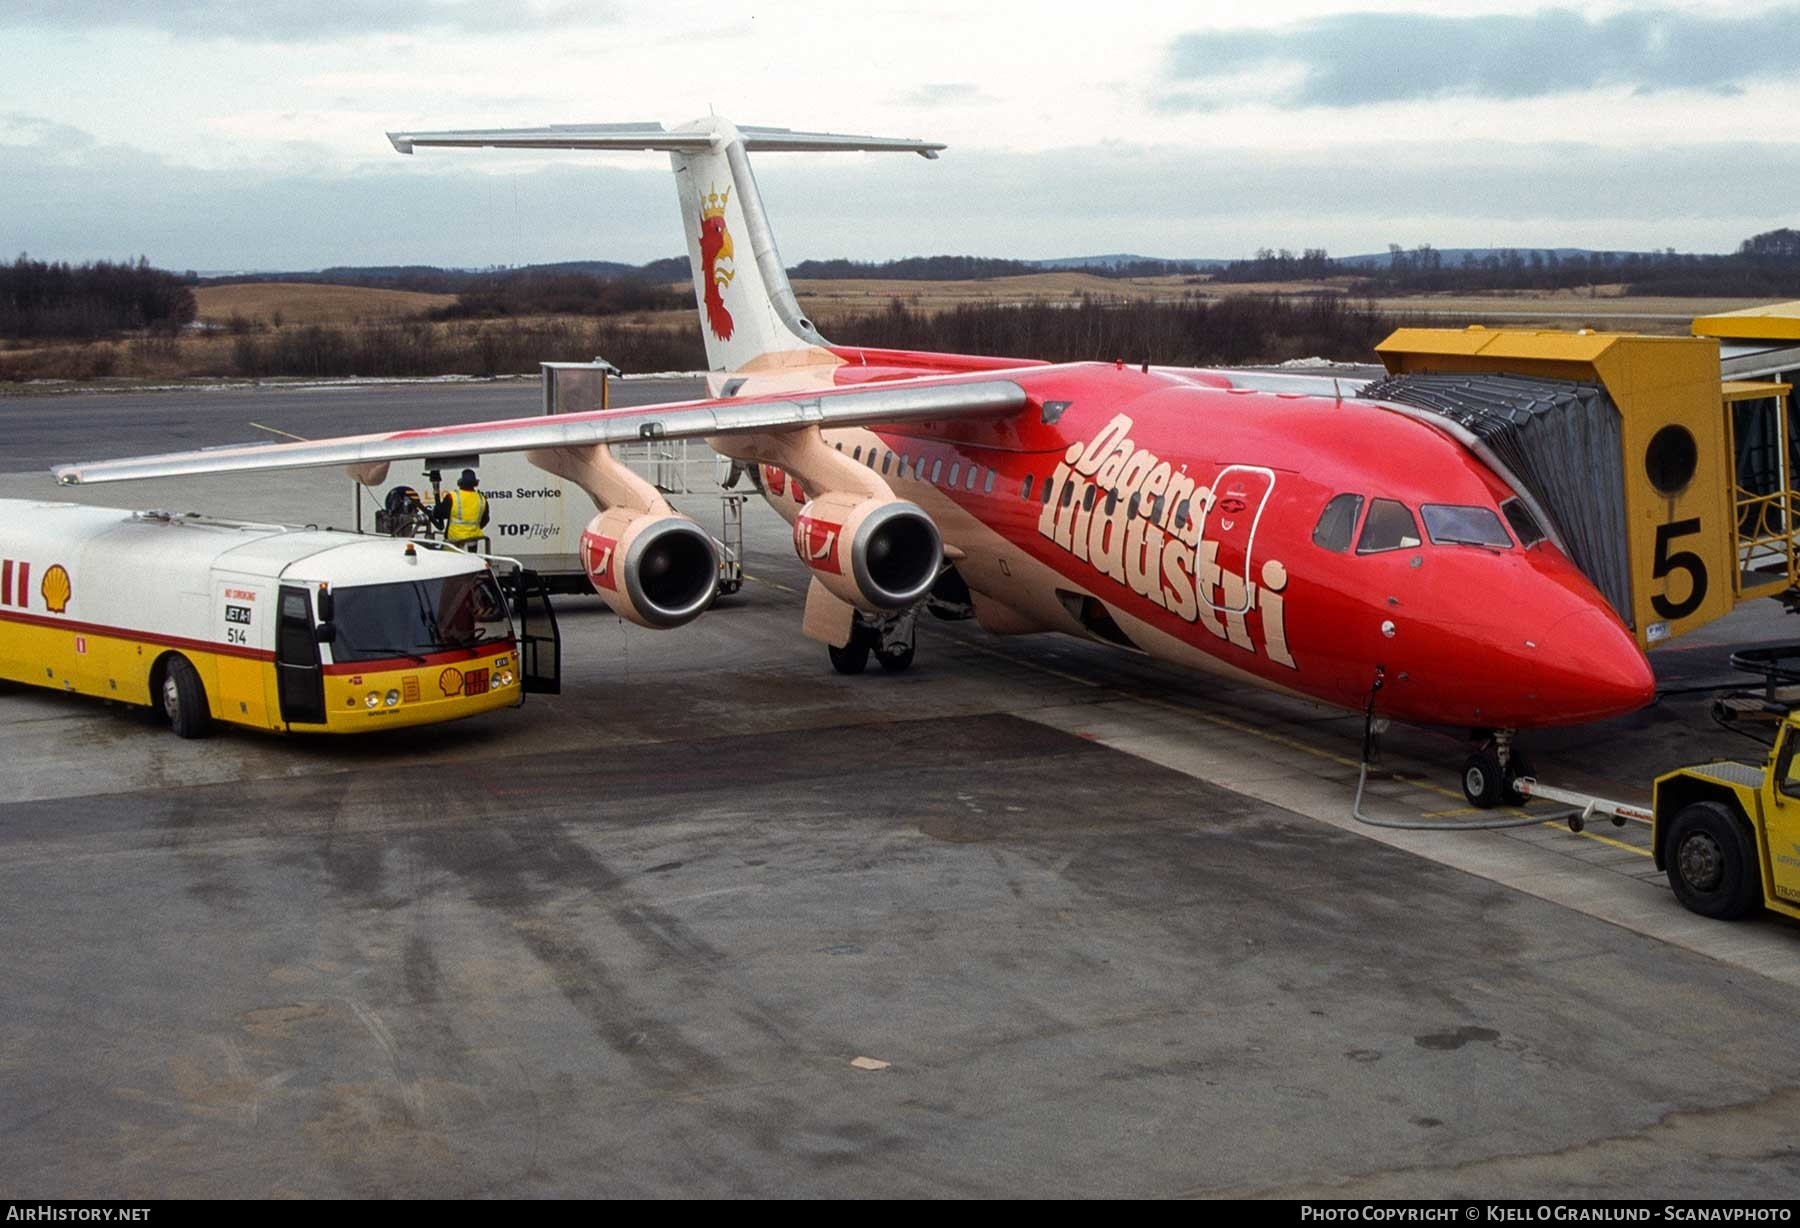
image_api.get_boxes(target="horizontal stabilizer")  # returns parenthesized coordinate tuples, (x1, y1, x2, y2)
(389, 122, 942, 158)
(52, 378, 1026, 486)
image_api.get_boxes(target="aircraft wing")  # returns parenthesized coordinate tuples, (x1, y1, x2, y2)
(50, 378, 1028, 486)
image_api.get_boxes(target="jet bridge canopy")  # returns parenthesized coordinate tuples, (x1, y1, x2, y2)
(1368, 328, 1776, 648)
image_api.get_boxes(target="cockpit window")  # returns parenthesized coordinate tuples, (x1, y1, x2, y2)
(1421, 504, 1512, 549)
(1356, 499, 1421, 554)
(1312, 493, 1363, 553)
(1501, 498, 1547, 548)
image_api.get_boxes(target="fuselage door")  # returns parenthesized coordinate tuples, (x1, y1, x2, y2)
(275, 585, 327, 726)
(1197, 465, 1276, 614)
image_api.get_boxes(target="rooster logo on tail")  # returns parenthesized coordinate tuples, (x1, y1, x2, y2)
(698, 185, 736, 342)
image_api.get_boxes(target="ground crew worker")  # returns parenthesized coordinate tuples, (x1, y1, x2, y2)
(435, 468, 490, 548)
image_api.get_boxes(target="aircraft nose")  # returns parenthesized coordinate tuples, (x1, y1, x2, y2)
(1535, 607, 1656, 721)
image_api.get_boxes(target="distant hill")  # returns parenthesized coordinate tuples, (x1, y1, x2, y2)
(1029, 253, 1228, 272)
(789, 256, 1042, 281)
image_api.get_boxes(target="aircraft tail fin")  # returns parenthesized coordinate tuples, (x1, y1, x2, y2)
(388, 118, 944, 376)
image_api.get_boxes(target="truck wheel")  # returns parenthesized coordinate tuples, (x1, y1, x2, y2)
(1462, 749, 1507, 808)
(160, 656, 213, 740)
(1665, 801, 1760, 920)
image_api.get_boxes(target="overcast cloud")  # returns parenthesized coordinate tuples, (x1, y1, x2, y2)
(1165, 7, 1800, 108)
(2, 2, 1795, 267)
(0, 0, 605, 40)
(5, 116, 1793, 270)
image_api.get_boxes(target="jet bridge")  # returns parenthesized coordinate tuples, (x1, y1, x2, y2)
(1364, 328, 1794, 649)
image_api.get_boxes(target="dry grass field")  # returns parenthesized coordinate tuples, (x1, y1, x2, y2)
(194, 282, 456, 326)
(792, 270, 1212, 313)
(192, 273, 1785, 337)
(4, 271, 1789, 384)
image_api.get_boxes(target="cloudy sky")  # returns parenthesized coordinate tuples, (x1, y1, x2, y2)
(3, 0, 1797, 270)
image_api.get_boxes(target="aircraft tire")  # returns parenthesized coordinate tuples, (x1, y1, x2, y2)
(1501, 749, 1531, 806)
(828, 638, 870, 675)
(160, 655, 213, 740)
(876, 640, 915, 673)
(1461, 749, 1508, 809)
(1665, 801, 1761, 920)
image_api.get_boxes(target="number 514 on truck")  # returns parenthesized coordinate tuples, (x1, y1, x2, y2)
(0, 499, 560, 737)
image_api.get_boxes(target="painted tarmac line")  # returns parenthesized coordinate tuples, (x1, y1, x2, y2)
(246, 420, 310, 442)
(741, 572, 802, 596)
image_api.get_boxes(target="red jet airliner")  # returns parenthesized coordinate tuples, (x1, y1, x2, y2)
(51, 117, 1656, 804)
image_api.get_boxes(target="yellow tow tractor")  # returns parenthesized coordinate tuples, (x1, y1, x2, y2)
(1495, 724, 1800, 923)
(1646, 655, 1800, 922)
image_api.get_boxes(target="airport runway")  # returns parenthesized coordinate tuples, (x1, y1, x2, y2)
(2, 379, 1799, 1198)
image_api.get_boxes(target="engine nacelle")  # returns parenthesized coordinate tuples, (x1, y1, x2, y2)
(793, 492, 942, 612)
(581, 507, 718, 629)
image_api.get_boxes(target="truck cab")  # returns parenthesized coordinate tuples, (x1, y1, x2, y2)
(1652, 719, 1800, 920)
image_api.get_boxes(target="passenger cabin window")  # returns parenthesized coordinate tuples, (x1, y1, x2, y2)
(1501, 498, 1546, 548)
(881, 452, 893, 475)
(1356, 499, 1421, 554)
(1022, 475, 1034, 501)
(948, 463, 961, 487)
(1421, 504, 1512, 549)
(930, 459, 943, 484)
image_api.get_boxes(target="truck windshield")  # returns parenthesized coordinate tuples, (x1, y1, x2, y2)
(330, 572, 513, 663)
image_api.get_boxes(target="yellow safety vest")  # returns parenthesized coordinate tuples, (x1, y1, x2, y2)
(447, 489, 486, 542)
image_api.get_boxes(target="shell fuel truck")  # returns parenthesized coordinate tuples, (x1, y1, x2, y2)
(0, 499, 559, 737)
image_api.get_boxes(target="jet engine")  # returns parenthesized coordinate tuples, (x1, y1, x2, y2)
(792, 491, 942, 611)
(580, 508, 718, 629)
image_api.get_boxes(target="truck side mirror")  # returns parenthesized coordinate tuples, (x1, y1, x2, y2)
(315, 623, 337, 644)
(316, 589, 335, 621)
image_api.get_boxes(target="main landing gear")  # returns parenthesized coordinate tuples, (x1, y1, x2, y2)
(829, 609, 918, 676)
(1461, 729, 1533, 809)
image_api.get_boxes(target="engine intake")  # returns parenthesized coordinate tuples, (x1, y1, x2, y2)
(794, 492, 942, 611)
(581, 508, 718, 629)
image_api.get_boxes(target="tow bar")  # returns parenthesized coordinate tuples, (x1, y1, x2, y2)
(1511, 779, 1652, 833)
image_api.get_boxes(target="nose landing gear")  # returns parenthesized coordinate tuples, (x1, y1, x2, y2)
(1462, 730, 1532, 809)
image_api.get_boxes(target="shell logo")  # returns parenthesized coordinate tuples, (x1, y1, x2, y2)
(438, 666, 465, 697)
(40, 564, 71, 614)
